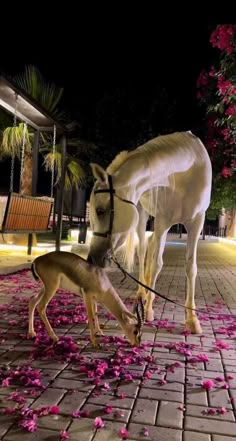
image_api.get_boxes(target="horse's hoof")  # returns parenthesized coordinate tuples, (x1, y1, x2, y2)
(145, 310, 154, 322)
(185, 318, 202, 334)
(28, 332, 36, 339)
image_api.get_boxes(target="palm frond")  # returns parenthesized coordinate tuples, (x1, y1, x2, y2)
(43, 151, 85, 190)
(65, 159, 85, 189)
(14, 65, 64, 119)
(1, 123, 32, 158)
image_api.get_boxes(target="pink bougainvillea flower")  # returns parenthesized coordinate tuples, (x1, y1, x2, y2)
(19, 415, 38, 432)
(7, 392, 25, 404)
(215, 339, 230, 350)
(217, 407, 227, 414)
(124, 374, 133, 382)
(222, 382, 229, 389)
(227, 374, 234, 380)
(159, 379, 167, 385)
(60, 430, 70, 440)
(72, 410, 81, 418)
(104, 405, 113, 414)
(142, 427, 149, 436)
(1, 378, 10, 387)
(215, 376, 224, 382)
(196, 354, 209, 362)
(119, 427, 129, 439)
(202, 408, 216, 415)
(178, 405, 186, 411)
(143, 370, 152, 379)
(102, 382, 110, 390)
(50, 405, 59, 414)
(201, 380, 215, 389)
(118, 393, 126, 399)
(94, 416, 105, 429)
(93, 378, 101, 386)
(4, 407, 16, 415)
(174, 361, 183, 368)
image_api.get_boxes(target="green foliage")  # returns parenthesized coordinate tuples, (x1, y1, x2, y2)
(14, 65, 65, 120)
(1, 123, 32, 158)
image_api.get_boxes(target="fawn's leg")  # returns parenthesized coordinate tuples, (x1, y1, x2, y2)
(83, 292, 98, 347)
(92, 300, 104, 335)
(28, 288, 45, 338)
(36, 282, 59, 342)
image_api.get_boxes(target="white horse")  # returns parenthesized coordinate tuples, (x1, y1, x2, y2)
(88, 131, 212, 334)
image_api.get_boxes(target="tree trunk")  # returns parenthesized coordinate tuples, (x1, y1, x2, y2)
(14, 151, 37, 247)
(20, 152, 33, 195)
(226, 208, 236, 238)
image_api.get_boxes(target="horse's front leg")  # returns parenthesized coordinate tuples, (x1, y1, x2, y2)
(184, 212, 205, 334)
(136, 204, 149, 301)
(144, 228, 168, 321)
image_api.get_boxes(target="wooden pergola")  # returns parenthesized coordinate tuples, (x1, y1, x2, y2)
(0, 75, 68, 253)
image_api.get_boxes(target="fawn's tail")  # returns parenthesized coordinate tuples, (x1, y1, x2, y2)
(31, 261, 39, 281)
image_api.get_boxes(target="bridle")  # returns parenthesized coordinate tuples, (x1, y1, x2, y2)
(92, 174, 145, 329)
(93, 174, 136, 238)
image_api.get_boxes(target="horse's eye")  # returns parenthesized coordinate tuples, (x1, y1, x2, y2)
(96, 208, 105, 217)
(133, 329, 138, 336)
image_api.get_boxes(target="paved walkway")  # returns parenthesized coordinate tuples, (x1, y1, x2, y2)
(0, 238, 236, 440)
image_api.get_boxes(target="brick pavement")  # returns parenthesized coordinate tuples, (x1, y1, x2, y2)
(0, 238, 236, 440)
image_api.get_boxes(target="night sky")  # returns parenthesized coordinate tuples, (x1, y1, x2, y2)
(1, 21, 215, 127)
(0, 18, 217, 192)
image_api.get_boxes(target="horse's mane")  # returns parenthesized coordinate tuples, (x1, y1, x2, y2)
(106, 132, 205, 176)
(106, 151, 129, 174)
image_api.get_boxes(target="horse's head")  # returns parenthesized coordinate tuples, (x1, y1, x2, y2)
(87, 163, 139, 267)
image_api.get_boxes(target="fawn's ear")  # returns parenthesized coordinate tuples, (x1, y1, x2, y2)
(122, 310, 138, 324)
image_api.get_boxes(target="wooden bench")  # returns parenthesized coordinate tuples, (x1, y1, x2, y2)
(0, 192, 53, 254)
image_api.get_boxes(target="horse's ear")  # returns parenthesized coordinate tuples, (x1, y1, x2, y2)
(90, 163, 108, 184)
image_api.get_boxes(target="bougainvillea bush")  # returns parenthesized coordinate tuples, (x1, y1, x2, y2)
(197, 24, 236, 231)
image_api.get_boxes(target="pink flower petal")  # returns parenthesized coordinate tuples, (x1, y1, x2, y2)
(142, 427, 149, 436)
(50, 405, 59, 414)
(94, 416, 105, 429)
(60, 430, 70, 440)
(119, 427, 129, 439)
(201, 380, 215, 390)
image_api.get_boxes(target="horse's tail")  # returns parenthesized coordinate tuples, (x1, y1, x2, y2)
(122, 230, 137, 272)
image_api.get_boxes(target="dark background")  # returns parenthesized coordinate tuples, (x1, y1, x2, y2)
(0, 16, 220, 194)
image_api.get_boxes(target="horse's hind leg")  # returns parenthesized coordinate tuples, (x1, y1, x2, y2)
(184, 212, 205, 334)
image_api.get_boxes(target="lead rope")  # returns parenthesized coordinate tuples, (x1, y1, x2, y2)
(111, 253, 236, 319)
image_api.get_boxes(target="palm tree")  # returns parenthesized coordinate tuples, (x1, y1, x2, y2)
(0, 65, 93, 195)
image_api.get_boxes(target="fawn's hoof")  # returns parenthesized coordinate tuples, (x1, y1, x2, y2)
(185, 317, 202, 334)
